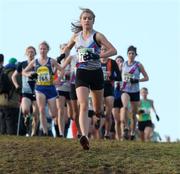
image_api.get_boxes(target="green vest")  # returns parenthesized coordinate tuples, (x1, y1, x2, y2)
(137, 100, 151, 122)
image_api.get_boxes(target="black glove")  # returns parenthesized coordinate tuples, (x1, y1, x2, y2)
(83, 51, 100, 61)
(156, 114, 160, 121)
(57, 53, 66, 64)
(130, 78, 139, 84)
(29, 72, 38, 80)
(138, 109, 145, 115)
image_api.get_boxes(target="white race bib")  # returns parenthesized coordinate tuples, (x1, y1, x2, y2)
(123, 72, 134, 82)
(77, 48, 94, 63)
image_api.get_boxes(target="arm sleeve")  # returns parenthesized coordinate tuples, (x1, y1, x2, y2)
(111, 60, 122, 81)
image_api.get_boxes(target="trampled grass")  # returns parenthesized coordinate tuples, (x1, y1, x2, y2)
(0, 136, 180, 174)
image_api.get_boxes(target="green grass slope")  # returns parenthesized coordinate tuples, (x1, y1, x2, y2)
(0, 136, 180, 174)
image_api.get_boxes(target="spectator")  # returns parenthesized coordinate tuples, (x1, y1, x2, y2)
(0, 56, 21, 135)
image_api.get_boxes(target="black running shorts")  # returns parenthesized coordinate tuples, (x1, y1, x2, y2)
(75, 68, 104, 90)
(138, 120, 153, 131)
(122, 91, 140, 102)
(70, 84, 77, 100)
(104, 82, 114, 97)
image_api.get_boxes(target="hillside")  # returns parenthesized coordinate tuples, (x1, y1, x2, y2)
(0, 136, 180, 174)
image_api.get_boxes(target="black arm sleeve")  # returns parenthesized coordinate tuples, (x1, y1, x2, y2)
(57, 53, 66, 64)
(111, 60, 122, 81)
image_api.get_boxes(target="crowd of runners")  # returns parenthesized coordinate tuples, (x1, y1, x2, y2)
(0, 8, 161, 150)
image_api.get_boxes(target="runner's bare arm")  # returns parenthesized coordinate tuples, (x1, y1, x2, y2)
(96, 32, 117, 58)
(51, 58, 63, 71)
(65, 34, 76, 53)
(12, 70, 20, 89)
(61, 55, 73, 69)
(22, 59, 35, 77)
(139, 63, 149, 82)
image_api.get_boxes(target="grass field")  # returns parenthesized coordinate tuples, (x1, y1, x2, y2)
(0, 136, 180, 174)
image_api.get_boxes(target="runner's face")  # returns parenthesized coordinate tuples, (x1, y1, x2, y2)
(26, 48, 35, 60)
(116, 58, 124, 66)
(141, 89, 148, 98)
(80, 12, 94, 30)
(39, 44, 48, 57)
(128, 51, 136, 61)
(116, 58, 124, 70)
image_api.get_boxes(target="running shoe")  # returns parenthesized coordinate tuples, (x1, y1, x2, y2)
(104, 135, 110, 140)
(130, 132, 136, 140)
(80, 135, 90, 150)
(123, 128, 129, 140)
(59, 134, 64, 138)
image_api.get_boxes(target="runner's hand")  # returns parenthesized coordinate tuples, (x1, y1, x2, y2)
(29, 72, 38, 80)
(130, 78, 139, 84)
(156, 114, 160, 121)
(83, 51, 100, 61)
(137, 109, 145, 115)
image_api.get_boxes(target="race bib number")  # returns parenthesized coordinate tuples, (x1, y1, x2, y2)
(102, 66, 110, 80)
(103, 70, 110, 80)
(78, 48, 94, 63)
(38, 72, 50, 82)
(123, 73, 134, 82)
(104, 71, 109, 80)
(36, 66, 51, 85)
